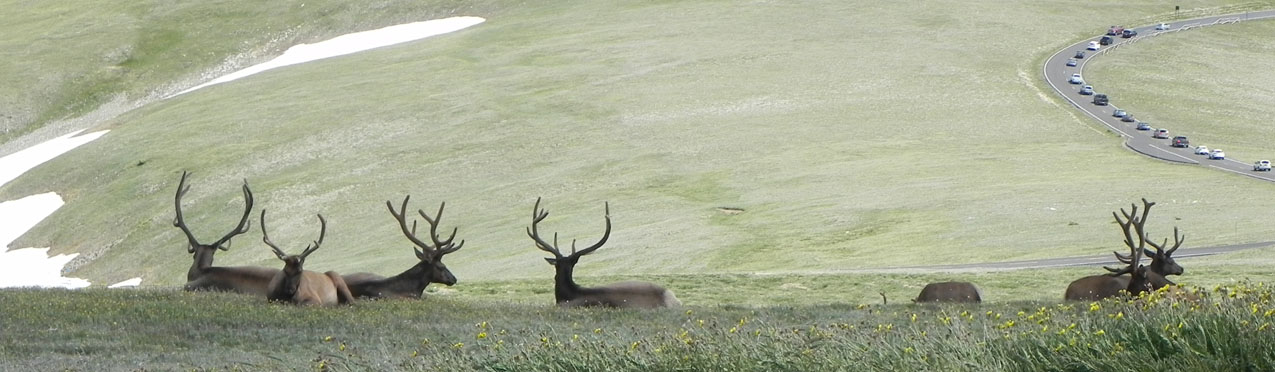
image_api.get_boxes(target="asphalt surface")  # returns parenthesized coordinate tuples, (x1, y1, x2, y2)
(1043, 10, 1275, 182)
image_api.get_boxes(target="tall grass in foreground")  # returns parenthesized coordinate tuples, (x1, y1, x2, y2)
(1, 283, 1272, 371)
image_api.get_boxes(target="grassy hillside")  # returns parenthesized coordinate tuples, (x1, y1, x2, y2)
(3, 0, 1275, 293)
(1085, 19, 1275, 163)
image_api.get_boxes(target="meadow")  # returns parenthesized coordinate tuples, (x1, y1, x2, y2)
(2, 283, 1274, 371)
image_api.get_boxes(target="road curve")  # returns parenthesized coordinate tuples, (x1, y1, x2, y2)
(1042, 10, 1275, 182)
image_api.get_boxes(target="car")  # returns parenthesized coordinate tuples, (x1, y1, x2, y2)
(1171, 136, 1189, 148)
(1079, 85, 1094, 95)
(1122, 29, 1138, 38)
(1153, 128, 1169, 139)
(1156, 23, 1171, 30)
(1100, 36, 1114, 45)
(1195, 145, 1210, 155)
(1121, 115, 1136, 122)
(1210, 149, 1226, 160)
(1256, 160, 1272, 171)
(1069, 73, 1084, 84)
(1136, 122, 1152, 130)
(1113, 109, 1127, 117)
(1108, 26, 1125, 36)
(1075, 50, 1086, 59)
(1087, 41, 1101, 50)
(1093, 94, 1108, 105)
(1066, 59, 1078, 67)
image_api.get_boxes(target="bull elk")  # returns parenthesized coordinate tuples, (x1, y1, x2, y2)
(527, 198, 680, 308)
(261, 210, 355, 306)
(342, 196, 463, 299)
(1065, 199, 1178, 301)
(914, 281, 982, 303)
(173, 171, 278, 295)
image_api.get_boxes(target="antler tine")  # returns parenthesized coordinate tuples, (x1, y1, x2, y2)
(527, 197, 565, 258)
(299, 214, 327, 261)
(417, 201, 458, 249)
(173, 171, 200, 251)
(387, 195, 439, 253)
(260, 209, 288, 260)
(1147, 226, 1185, 256)
(209, 179, 254, 251)
(568, 202, 611, 259)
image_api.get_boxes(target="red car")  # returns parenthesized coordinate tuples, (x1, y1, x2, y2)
(1107, 26, 1125, 36)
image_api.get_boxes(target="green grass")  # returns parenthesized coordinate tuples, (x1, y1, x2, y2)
(3, 281, 1274, 370)
(3, 0, 1275, 289)
(1085, 19, 1275, 163)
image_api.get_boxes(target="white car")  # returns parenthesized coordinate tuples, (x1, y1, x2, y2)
(1156, 23, 1171, 30)
(1194, 145, 1210, 155)
(1087, 41, 1101, 50)
(1255, 160, 1272, 171)
(1210, 149, 1226, 160)
(1069, 73, 1084, 84)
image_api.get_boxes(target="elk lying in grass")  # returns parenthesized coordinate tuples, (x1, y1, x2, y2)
(527, 198, 680, 308)
(173, 171, 278, 295)
(914, 281, 982, 303)
(342, 196, 464, 299)
(1065, 199, 1178, 301)
(261, 210, 354, 306)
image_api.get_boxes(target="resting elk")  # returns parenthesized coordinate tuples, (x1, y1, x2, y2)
(914, 281, 983, 303)
(173, 171, 279, 295)
(1065, 199, 1179, 301)
(342, 196, 463, 299)
(261, 210, 355, 306)
(527, 198, 680, 308)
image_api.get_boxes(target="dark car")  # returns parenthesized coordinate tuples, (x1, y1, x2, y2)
(1074, 50, 1086, 59)
(1100, 36, 1114, 45)
(1122, 29, 1138, 38)
(1093, 94, 1109, 106)
(1171, 136, 1190, 148)
(1121, 115, 1136, 122)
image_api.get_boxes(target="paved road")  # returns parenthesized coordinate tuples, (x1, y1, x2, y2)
(1043, 10, 1275, 182)
(804, 241, 1275, 274)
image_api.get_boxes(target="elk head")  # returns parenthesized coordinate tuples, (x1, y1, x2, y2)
(386, 195, 463, 286)
(525, 197, 679, 308)
(527, 197, 611, 273)
(172, 171, 254, 281)
(261, 209, 326, 301)
(1112, 199, 1185, 278)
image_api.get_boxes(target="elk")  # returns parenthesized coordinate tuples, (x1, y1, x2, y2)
(261, 210, 355, 306)
(342, 196, 464, 299)
(914, 281, 982, 303)
(527, 197, 680, 308)
(173, 171, 279, 295)
(1065, 199, 1178, 301)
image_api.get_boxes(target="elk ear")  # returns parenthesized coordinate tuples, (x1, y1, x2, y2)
(544, 257, 558, 266)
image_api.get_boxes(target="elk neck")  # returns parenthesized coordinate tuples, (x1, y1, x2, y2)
(552, 261, 587, 302)
(383, 263, 432, 295)
(188, 245, 218, 281)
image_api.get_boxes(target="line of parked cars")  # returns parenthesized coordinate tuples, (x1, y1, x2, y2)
(1065, 24, 1271, 174)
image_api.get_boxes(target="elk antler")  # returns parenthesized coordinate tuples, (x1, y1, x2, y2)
(387, 196, 463, 258)
(1146, 226, 1185, 258)
(418, 201, 464, 255)
(526, 197, 611, 259)
(261, 209, 288, 260)
(173, 171, 254, 252)
(261, 209, 326, 261)
(1107, 199, 1153, 273)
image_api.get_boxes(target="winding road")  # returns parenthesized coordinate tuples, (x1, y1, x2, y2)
(863, 10, 1275, 274)
(1043, 10, 1275, 182)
